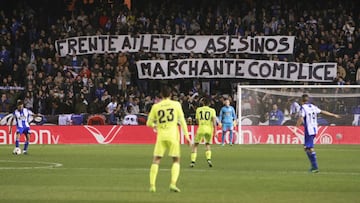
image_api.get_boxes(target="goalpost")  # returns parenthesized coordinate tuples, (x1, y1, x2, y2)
(236, 84, 360, 144)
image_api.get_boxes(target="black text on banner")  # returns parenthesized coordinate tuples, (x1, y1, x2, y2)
(55, 35, 295, 57)
(136, 59, 337, 82)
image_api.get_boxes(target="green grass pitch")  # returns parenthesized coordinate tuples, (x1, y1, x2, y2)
(0, 144, 359, 203)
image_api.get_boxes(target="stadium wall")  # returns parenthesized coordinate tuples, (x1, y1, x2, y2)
(0, 126, 359, 145)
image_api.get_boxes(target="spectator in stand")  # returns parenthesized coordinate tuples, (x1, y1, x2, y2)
(121, 65, 131, 91)
(289, 97, 301, 120)
(143, 96, 153, 114)
(106, 96, 119, 124)
(34, 90, 47, 115)
(0, 0, 360, 124)
(0, 93, 10, 112)
(95, 82, 106, 100)
(23, 91, 34, 111)
(0, 45, 10, 74)
(54, 71, 64, 87)
(74, 93, 88, 114)
(79, 65, 91, 78)
(73, 75, 84, 97)
(88, 98, 101, 114)
(101, 90, 111, 104)
(268, 103, 284, 126)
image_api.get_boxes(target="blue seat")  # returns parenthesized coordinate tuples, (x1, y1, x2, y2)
(71, 114, 84, 125)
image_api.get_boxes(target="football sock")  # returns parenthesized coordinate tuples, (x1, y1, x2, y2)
(191, 153, 197, 163)
(229, 130, 233, 144)
(310, 151, 318, 169)
(221, 132, 226, 145)
(205, 150, 211, 160)
(306, 151, 318, 169)
(149, 164, 159, 187)
(15, 139, 19, 148)
(170, 162, 180, 186)
(24, 141, 29, 151)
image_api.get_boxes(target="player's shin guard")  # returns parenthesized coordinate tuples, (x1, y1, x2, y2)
(24, 141, 29, 151)
(15, 139, 20, 148)
(191, 153, 197, 163)
(205, 150, 211, 160)
(149, 164, 159, 187)
(170, 162, 180, 186)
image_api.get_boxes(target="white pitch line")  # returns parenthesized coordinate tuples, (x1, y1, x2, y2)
(0, 160, 63, 170)
(53, 167, 209, 172)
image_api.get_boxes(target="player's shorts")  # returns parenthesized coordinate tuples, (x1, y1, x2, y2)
(222, 123, 233, 131)
(153, 138, 180, 157)
(16, 127, 30, 135)
(194, 128, 213, 144)
(304, 131, 315, 148)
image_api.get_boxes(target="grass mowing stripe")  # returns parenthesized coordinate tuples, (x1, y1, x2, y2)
(0, 144, 359, 203)
(37, 167, 360, 176)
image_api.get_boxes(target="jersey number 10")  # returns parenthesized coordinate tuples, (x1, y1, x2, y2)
(199, 111, 211, 120)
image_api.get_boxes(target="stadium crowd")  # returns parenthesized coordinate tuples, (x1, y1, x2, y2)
(0, 0, 360, 124)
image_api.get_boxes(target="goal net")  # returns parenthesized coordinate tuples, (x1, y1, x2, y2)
(236, 84, 360, 144)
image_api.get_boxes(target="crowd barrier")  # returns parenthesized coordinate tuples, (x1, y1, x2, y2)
(0, 125, 359, 145)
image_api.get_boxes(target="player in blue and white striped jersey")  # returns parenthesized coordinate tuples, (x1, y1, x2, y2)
(296, 94, 340, 173)
(9, 100, 40, 155)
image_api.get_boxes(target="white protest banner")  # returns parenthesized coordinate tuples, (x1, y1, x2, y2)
(55, 35, 295, 57)
(0, 86, 25, 90)
(136, 59, 337, 82)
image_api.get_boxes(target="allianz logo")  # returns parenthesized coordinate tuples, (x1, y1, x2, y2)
(84, 125, 123, 144)
(288, 126, 333, 144)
